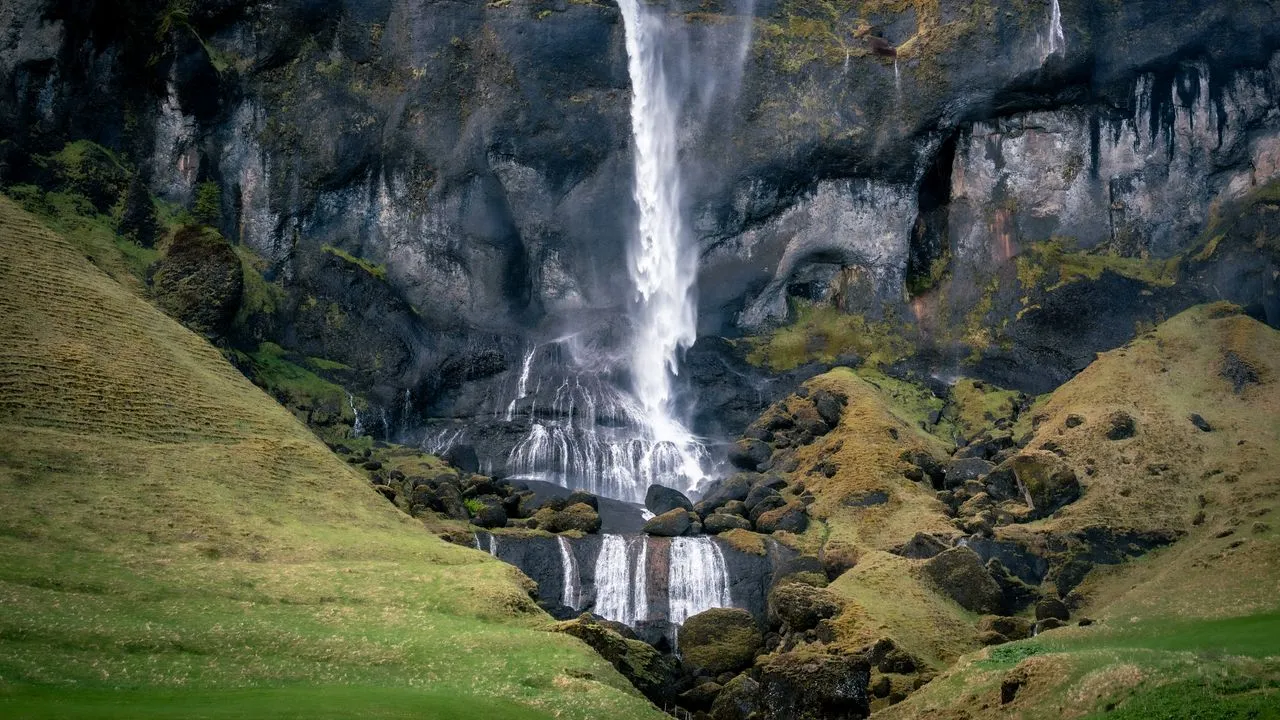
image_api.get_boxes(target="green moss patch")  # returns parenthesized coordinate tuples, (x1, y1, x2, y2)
(746, 301, 913, 371)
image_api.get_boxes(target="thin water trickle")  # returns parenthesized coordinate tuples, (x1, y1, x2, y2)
(1045, 0, 1066, 58)
(557, 536, 582, 610)
(347, 393, 363, 437)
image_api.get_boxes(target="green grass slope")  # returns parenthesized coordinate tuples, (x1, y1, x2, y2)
(0, 196, 663, 719)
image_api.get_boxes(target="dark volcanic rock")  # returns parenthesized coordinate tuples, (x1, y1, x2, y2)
(1007, 451, 1082, 519)
(921, 547, 1004, 615)
(644, 508, 693, 537)
(769, 583, 841, 632)
(1104, 411, 1138, 440)
(756, 503, 809, 534)
(759, 650, 871, 720)
(705, 513, 754, 534)
(553, 615, 677, 705)
(470, 495, 508, 529)
(944, 458, 995, 489)
(531, 502, 601, 534)
(700, 473, 756, 511)
(645, 484, 693, 516)
(679, 608, 762, 676)
(150, 226, 243, 337)
(745, 484, 783, 512)
(729, 439, 773, 471)
(710, 674, 763, 720)
(811, 389, 847, 427)
(894, 532, 949, 560)
(1035, 597, 1071, 622)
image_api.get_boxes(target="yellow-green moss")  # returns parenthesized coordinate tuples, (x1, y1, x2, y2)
(322, 245, 387, 280)
(747, 301, 913, 371)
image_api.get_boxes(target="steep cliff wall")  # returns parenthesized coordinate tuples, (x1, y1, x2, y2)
(2, 0, 1278, 421)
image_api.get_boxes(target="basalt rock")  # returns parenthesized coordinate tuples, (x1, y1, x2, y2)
(759, 650, 871, 720)
(921, 547, 1005, 615)
(645, 484, 693, 516)
(679, 608, 763, 676)
(769, 583, 842, 632)
(644, 508, 693, 537)
(553, 615, 677, 705)
(705, 513, 754, 534)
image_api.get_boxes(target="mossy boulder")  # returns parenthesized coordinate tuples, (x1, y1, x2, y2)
(151, 226, 244, 337)
(1008, 451, 1081, 519)
(679, 607, 763, 676)
(756, 502, 810, 534)
(759, 649, 871, 720)
(977, 615, 1033, 641)
(710, 673, 763, 720)
(705, 512, 753, 534)
(645, 484, 693, 515)
(553, 615, 677, 704)
(769, 582, 842, 631)
(531, 502, 601, 534)
(644, 508, 693, 536)
(921, 547, 1004, 615)
(729, 438, 772, 470)
(468, 494, 507, 529)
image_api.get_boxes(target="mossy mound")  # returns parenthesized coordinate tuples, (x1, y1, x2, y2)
(678, 608, 762, 676)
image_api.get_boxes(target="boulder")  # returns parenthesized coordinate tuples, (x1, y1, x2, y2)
(745, 484, 782, 512)
(977, 615, 1034, 641)
(469, 494, 507, 529)
(721, 500, 749, 517)
(705, 513, 753, 534)
(413, 482, 468, 522)
(531, 502, 601, 533)
(901, 450, 946, 489)
(729, 439, 773, 471)
(701, 473, 757, 510)
(151, 226, 244, 337)
(986, 558, 1041, 612)
(679, 608, 763, 676)
(1008, 451, 1081, 518)
(553, 615, 677, 704)
(769, 583, 842, 631)
(565, 490, 599, 510)
(1104, 411, 1137, 440)
(645, 484, 693, 515)
(894, 532, 949, 560)
(644, 508, 692, 537)
(1035, 617, 1066, 634)
(678, 682, 723, 711)
(812, 389, 846, 427)
(921, 547, 1004, 615)
(1035, 597, 1071, 622)
(756, 503, 809, 534)
(710, 674, 762, 720)
(759, 650, 871, 720)
(944, 457, 995, 489)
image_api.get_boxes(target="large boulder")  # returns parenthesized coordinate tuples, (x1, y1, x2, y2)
(921, 547, 1004, 615)
(729, 439, 773, 471)
(749, 495, 789, 524)
(531, 502, 601, 533)
(151, 226, 244, 337)
(1008, 452, 1082, 518)
(745, 484, 783, 512)
(710, 674, 763, 720)
(411, 481, 468, 522)
(705, 513, 753, 534)
(644, 508, 692, 537)
(468, 494, 507, 529)
(894, 532, 949, 560)
(700, 473, 757, 511)
(756, 503, 809, 534)
(679, 608, 763, 676)
(811, 389, 847, 427)
(553, 615, 677, 704)
(769, 582, 842, 631)
(944, 457, 995, 489)
(978, 615, 1034, 641)
(759, 650, 871, 720)
(645, 484, 693, 516)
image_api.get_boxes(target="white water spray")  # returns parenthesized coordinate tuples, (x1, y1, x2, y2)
(557, 536, 582, 610)
(1045, 0, 1066, 58)
(668, 536, 733, 627)
(594, 534, 649, 625)
(505, 348, 536, 422)
(617, 0, 708, 495)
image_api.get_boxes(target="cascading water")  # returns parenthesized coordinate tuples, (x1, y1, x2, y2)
(668, 536, 733, 627)
(1042, 0, 1066, 60)
(594, 534, 649, 626)
(557, 536, 582, 610)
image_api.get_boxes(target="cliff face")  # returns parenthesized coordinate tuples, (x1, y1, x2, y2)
(2, 0, 1278, 415)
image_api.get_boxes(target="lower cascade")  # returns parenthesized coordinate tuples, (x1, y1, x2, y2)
(594, 534, 650, 627)
(667, 537, 733, 627)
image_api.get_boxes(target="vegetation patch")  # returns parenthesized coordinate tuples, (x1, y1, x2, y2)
(746, 301, 913, 371)
(321, 245, 388, 280)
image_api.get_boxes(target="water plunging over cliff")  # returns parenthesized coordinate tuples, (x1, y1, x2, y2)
(1042, 0, 1066, 60)
(595, 534, 649, 626)
(557, 536, 582, 610)
(668, 536, 733, 626)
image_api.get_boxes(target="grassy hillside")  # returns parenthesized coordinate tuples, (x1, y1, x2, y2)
(0, 196, 663, 719)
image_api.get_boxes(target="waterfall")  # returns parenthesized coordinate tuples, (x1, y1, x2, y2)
(668, 537, 733, 626)
(472, 532, 499, 557)
(594, 534, 649, 625)
(1045, 0, 1066, 59)
(616, 0, 708, 497)
(505, 347, 536, 421)
(557, 536, 582, 610)
(347, 393, 363, 437)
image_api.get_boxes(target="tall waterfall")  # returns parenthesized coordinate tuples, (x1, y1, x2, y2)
(616, 0, 708, 497)
(595, 534, 649, 625)
(557, 536, 582, 610)
(1045, 0, 1066, 58)
(668, 536, 733, 626)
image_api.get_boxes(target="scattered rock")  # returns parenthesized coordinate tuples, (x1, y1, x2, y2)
(1065, 414, 1085, 428)
(748, 495, 789, 524)
(531, 502, 601, 534)
(553, 615, 677, 704)
(1034, 617, 1066, 634)
(1104, 411, 1137, 440)
(469, 495, 508, 529)
(756, 503, 809, 534)
(894, 532, 949, 560)
(1008, 451, 1082, 519)
(921, 547, 1005, 615)
(986, 559, 1041, 612)
(1188, 413, 1213, 432)
(1035, 597, 1070, 621)
(709, 674, 762, 720)
(978, 615, 1033, 640)
(705, 513, 754, 534)
(812, 389, 846, 427)
(645, 484, 693, 516)
(701, 473, 756, 510)
(1220, 351, 1261, 393)
(944, 457, 995, 489)
(679, 608, 763, 676)
(745, 484, 783, 512)
(729, 439, 773, 470)
(644, 508, 693, 537)
(759, 650, 870, 720)
(978, 630, 1009, 646)
(565, 490, 599, 510)
(769, 582, 841, 631)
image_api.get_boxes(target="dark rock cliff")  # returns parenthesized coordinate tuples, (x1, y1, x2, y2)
(3, 0, 1278, 426)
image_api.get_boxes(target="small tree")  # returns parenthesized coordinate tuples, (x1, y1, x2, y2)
(119, 174, 159, 247)
(193, 180, 221, 227)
